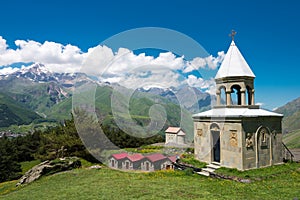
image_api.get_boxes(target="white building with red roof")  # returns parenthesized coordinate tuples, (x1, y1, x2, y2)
(109, 153, 177, 171)
(108, 152, 128, 169)
(121, 153, 144, 170)
(165, 127, 186, 146)
(141, 153, 174, 171)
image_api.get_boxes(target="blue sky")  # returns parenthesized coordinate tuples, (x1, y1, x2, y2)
(0, 0, 299, 110)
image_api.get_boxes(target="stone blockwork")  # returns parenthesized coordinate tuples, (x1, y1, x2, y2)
(242, 117, 283, 169)
(194, 116, 283, 171)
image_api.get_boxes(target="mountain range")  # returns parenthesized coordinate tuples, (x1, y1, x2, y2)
(0, 63, 212, 137)
(0, 63, 299, 136)
(0, 64, 89, 121)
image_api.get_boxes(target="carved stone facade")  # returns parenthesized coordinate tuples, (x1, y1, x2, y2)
(194, 116, 283, 170)
(230, 130, 238, 147)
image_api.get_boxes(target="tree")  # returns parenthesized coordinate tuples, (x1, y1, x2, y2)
(0, 137, 22, 182)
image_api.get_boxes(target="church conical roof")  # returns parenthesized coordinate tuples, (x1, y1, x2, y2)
(215, 41, 255, 79)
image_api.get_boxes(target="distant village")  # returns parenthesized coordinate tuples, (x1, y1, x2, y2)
(0, 131, 23, 138)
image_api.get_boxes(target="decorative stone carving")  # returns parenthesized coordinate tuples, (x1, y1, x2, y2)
(197, 129, 203, 137)
(260, 127, 268, 146)
(245, 133, 253, 148)
(230, 130, 238, 147)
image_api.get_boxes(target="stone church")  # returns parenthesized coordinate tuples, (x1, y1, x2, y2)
(193, 36, 283, 170)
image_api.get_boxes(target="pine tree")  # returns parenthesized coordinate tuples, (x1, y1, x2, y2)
(0, 137, 22, 182)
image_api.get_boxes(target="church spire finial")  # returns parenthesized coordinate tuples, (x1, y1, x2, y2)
(229, 30, 237, 41)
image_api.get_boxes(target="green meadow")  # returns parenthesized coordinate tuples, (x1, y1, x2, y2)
(0, 162, 299, 200)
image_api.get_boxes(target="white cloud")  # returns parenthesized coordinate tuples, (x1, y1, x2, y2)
(81, 45, 114, 75)
(102, 66, 181, 89)
(184, 57, 206, 72)
(184, 51, 225, 73)
(186, 75, 216, 94)
(0, 37, 88, 73)
(0, 36, 224, 93)
(0, 67, 19, 75)
(0, 36, 8, 53)
(84, 46, 186, 89)
(99, 50, 184, 76)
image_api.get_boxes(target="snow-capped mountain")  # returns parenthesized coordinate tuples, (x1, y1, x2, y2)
(0, 62, 213, 119)
(10, 63, 55, 82)
(1, 63, 93, 89)
(138, 85, 215, 113)
(0, 63, 98, 121)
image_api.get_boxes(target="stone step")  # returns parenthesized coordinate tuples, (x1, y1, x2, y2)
(197, 171, 210, 176)
(207, 164, 221, 170)
(202, 167, 215, 173)
(211, 162, 221, 166)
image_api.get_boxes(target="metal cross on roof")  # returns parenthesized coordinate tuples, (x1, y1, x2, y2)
(229, 30, 237, 41)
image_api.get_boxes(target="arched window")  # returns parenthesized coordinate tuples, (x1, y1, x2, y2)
(246, 85, 252, 105)
(256, 127, 270, 147)
(219, 86, 226, 105)
(231, 85, 241, 105)
(210, 123, 220, 131)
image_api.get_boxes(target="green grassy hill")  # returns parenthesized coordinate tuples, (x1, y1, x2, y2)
(0, 82, 193, 137)
(0, 163, 299, 200)
(0, 93, 41, 127)
(74, 85, 194, 137)
(0, 77, 70, 120)
(281, 111, 300, 132)
(275, 97, 300, 117)
(283, 129, 300, 149)
(0, 68, 196, 137)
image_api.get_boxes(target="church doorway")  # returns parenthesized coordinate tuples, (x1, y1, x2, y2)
(211, 124, 221, 163)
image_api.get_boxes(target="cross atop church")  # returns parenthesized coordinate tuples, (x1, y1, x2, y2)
(229, 30, 237, 41)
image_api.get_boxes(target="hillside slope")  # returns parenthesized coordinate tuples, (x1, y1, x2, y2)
(1, 166, 299, 199)
(283, 129, 300, 149)
(75, 85, 194, 139)
(0, 64, 199, 136)
(275, 97, 300, 131)
(0, 93, 41, 127)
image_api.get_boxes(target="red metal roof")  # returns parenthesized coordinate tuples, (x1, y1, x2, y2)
(168, 155, 177, 163)
(112, 152, 178, 163)
(112, 152, 128, 160)
(127, 154, 144, 162)
(146, 153, 166, 162)
(165, 127, 181, 133)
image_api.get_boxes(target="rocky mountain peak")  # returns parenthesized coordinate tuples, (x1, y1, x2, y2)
(10, 63, 56, 83)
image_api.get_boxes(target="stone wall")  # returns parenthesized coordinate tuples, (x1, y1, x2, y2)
(242, 117, 283, 169)
(194, 121, 212, 163)
(220, 121, 243, 170)
(194, 119, 244, 170)
(194, 116, 283, 171)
